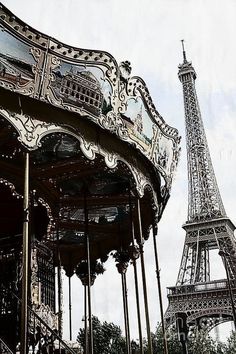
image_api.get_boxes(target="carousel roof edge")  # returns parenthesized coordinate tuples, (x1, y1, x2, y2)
(0, 2, 118, 66)
(0, 2, 119, 65)
(0, 2, 181, 193)
(0, 2, 179, 136)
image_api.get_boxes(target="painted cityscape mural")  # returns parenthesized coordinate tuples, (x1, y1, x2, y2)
(51, 62, 112, 116)
(0, 28, 36, 88)
(122, 97, 153, 148)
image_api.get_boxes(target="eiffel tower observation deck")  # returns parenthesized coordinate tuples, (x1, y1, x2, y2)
(165, 42, 236, 339)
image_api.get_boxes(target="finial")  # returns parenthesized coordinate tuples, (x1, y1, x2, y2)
(181, 39, 187, 63)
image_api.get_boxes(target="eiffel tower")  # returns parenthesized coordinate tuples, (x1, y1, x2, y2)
(165, 42, 236, 344)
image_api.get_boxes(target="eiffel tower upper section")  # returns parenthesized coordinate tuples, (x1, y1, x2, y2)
(175, 42, 236, 286)
(178, 42, 226, 223)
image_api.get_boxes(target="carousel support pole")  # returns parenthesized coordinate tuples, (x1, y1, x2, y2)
(124, 272, 131, 354)
(129, 189, 144, 354)
(20, 152, 30, 354)
(56, 228, 63, 337)
(152, 225, 168, 354)
(133, 259, 144, 354)
(121, 271, 131, 354)
(137, 198, 153, 354)
(84, 186, 93, 354)
(68, 276, 72, 341)
(84, 285, 88, 354)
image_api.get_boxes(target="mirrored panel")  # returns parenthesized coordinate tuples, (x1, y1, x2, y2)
(0, 27, 38, 94)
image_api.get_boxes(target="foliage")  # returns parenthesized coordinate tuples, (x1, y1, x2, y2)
(224, 330, 236, 354)
(188, 328, 219, 354)
(144, 326, 182, 354)
(142, 326, 182, 354)
(77, 318, 236, 354)
(143, 325, 227, 354)
(77, 316, 126, 354)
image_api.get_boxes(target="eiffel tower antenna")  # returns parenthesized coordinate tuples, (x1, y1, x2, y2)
(165, 48, 236, 346)
(181, 39, 187, 63)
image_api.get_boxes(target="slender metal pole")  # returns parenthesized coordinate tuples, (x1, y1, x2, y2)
(69, 276, 72, 341)
(181, 341, 188, 354)
(137, 199, 153, 354)
(56, 228, 63, 337)
(84, 187, 93, 354)
(152, 226, 169, 354)
(128, 188, 144, 353)
(124, 273, 131, 354)
(84, 285, 88, 354)
(176, 313, 188, 354)
(133, 260, 144, 354)
(20, 152, 30, 354)
(139, 246, 153, 354)
(121, 272, 131, 354)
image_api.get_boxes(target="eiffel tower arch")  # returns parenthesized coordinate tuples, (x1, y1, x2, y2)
(165, 42, 236, 344)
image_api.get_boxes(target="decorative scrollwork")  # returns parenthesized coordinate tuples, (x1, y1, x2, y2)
(0, 108, 61, 150)
(99, 111, 129, 139)
(31, 303, 58, 333)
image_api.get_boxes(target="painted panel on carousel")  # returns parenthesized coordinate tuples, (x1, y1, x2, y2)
(121, 97, 153, 152)
(156, 134, 175, 177)
(122, 95, 178, 184)
(0, 26, 39, 96)
(47, 59, 113, 118)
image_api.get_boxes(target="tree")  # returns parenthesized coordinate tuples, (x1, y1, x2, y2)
(77, 318, 233, 354)
(188, 328, 219, 354)
(143, 325, 223, 354)
(143, 326, 182, 354)
(77, 316, 126, 354)
(224, 330, 236, 354)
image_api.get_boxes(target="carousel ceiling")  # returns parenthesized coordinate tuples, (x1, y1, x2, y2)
(0, 125, 154, 269)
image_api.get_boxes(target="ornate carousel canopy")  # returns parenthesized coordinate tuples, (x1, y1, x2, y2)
(0, 3, 180, 274)
(0, 3, 182, 353)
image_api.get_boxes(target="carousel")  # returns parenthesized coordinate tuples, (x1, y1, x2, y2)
(0, 3, 180, 354)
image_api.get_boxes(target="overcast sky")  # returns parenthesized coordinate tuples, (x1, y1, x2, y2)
(2, 0, 236, 342)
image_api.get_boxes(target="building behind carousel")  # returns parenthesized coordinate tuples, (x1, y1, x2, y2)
(0, 3, 180, 354)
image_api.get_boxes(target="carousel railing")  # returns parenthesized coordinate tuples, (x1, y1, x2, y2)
(1, 286, 79, 354)
(26, 305, 78, 354)
(0, 337, 14, 354)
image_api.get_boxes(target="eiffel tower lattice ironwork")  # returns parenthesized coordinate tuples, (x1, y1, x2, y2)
(165, 42, 236, 335)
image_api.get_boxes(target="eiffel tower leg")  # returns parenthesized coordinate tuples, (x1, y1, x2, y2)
(219, 250, 236, 329)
